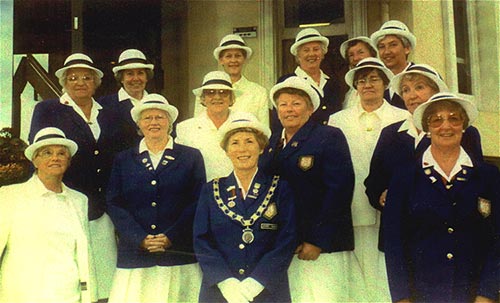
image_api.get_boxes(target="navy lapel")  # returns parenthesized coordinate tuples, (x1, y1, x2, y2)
(154, 146, 178, 175)
(133, 147, 156, 175)
(60, 104, 95, 144)
(279, 121, 315, 159)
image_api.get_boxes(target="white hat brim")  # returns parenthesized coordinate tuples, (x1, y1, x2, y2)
(370, 29, 416, 49)
(390, 70, 449, 96)
(290, 36, 329, 56)
(213, 45, 253, 61)
(25, 138, 78, 162)
(219, 115, 272, 142)
(55, 64, 103, 79)
(345, 62, 394, 89)
(269, 77, 320, 112)
(131, 103, 179, 124)
(340, 37, 378, 59)
(192, 84, 241, 98)
(112, 63, 154, 74)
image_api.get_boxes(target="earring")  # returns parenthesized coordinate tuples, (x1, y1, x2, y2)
(426, 132, 431, 138)
(462, 129, 465, 133)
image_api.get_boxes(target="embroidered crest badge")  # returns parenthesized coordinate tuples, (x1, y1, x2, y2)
(477, 197, 491, 218)
(263, 202, 277, 220)
(298, 155, 314, 171)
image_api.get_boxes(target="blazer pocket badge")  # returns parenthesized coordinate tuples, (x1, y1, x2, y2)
(263, 202, 277, 220)
(477, 197, 491, 218)
(298, 155, 314, 171)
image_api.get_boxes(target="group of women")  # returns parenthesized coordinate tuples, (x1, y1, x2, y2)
(0, 23, 498, 303)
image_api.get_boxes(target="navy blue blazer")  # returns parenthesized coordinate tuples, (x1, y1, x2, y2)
(259, 120, 354, 252)
(194, 171, 296, 303)
(106, 142, 206, 268)
(384, 159, 499, 302)
(270, 73, 343, 134)
(97, 93, 142, 151)
(29, 98, 126, 220)
(365, 120, 483, 251)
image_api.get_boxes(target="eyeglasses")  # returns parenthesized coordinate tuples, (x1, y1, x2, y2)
(355, 76, 382, 87)
(67, 75, 94, 82)
(427, 113, 464, 128)
(203, 89, 231, 98)
(140, 115, 168, 123)
(36, 148, 70, 160)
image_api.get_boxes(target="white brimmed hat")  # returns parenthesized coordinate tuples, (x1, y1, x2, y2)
(290, 28, 329, 56)
(390, 64, 449, 95)
(130, 93, 179, 124)
(269, 76, 320, 112)
(370, 20, 417, 49)
(213, 34, 253, 60)
(112, 49, 154, 74)
(192, 71, 239, 97)
(55, 53, 103, 79)
(340, 36, 378, 59)
(413, 92, 478, 131)
(25, 127, 78, 161)
(345, 57, 394, 89)
(219, 112, 271, 143)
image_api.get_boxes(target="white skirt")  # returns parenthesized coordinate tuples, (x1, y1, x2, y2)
(108, 263, 202, 303)
(89, 213, 117, 300)
(288, 251, 366, 302)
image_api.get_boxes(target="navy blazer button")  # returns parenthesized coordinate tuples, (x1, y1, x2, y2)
(151, 202, 157, 207)
(447, 227, 454, 234)
(94, 150, 99, 155)
(151, 224, 157, 229)
(238, 269, 245, 275)
(446, 253, 453, 260)
(239, 244, 245, 249)
(151, 180, 157, 185)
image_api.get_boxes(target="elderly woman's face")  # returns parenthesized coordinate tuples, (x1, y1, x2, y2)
(297, 41, 324, 71)
(202, 89, 232, 115)
(276, 93, 313, 132)
(65, 68, 96, 100)
(33, 145, 70, 179)
(121, 68, 148, 97)
(401, 75, 439, 114)
(427, 109, 465, 150)
(225, 131, 262, 172)
(347, 42, 372, 68)
(138, 108, 170, 140)
(355, 70, 385, 102)
(219, 49, 245, 78)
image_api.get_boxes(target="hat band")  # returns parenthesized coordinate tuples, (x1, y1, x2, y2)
(429, 94, 455, 102)
(143, 100, 165, 105)
(382, 26, 407, 31)
(232, 119, 251, 123)
(202, 79, 232, 88)
(64, 59, 95, 68)
(118, 58, 149, 66)
(35, 133, 66, 143)
(297, 33, 322, 42)
(356, 60, 384, 68)
(407, 66, 442, 79)
(221, 40, 246, 47)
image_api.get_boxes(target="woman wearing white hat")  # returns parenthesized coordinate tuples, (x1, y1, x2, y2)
(366, 64, 483, 244)
(29, 53, 121, 301)
(271, 28, 343, 132)
(194, 34, 270, 127)
(260, 76, 361, 302)
(371, 20, 417, 109)
(106, 94, 206, 303)
(0, 127, 93, 303)
(177, 71, 255, 181)
(384, 93, 498, 303)
(99, 49, 155, 149)
(194, 114, 296, 303)
(328, 57, 409, 301)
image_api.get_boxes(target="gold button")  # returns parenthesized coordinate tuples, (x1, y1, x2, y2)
(447, 227, 454, 234)
(151, 224, 157, 230)
(322, 121, 327, 125)
(239, 244, 245, 250)
(322, 105, 327, 110)
(151, 180, 157, 185)
(151, 202, 157, 207)
(446, 253, 453, 260)
(94, 150, 99, 155)
(98, 187, 102, 192)
(96, 168, 101, 173)
(238, 269, 245, 275)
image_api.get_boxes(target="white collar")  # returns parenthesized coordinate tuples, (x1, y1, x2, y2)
(422, 146, 473, 182)
(139, 136, 174, 154)
(295, 66, 330, 80)
(60, 92, 102, 111)
(30, 174, 69, 198)
(234, 168, 259, 199)
(118, 87, 148, 102)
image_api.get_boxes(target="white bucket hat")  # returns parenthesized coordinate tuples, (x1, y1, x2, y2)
(340, 36, 378, 59)
(112, 49, 154, 74)
(413, 92, 478, 131)
(25, 127, 78, 161)
(55, 53, 103, 79)
(130, 93, 179, 124)
(370, 20, 417, 49)
(344, 57, 394, 89)
(390, 63, 449, 95)
(192, 71, 239, 97)
(219, 112, 272, 144)
(213, 34, 253, 60)
(269, 76, 320, 112)
(290, 28, 329, 56)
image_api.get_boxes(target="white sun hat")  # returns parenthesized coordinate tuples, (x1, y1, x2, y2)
(55, 53, 103, 79)
(390, 63, 449, 95)
(290, 28, 329, 56)
(25, 127, 78, 161)
(219, 112, 272, 142)
(213, 34, 253, 60)
(344, 57, 394, 89)
(130, 93, 179, 124)
(192, 71, 239, 97)
(269, 76, 320, 112)
(339, 36, 378, 59)
(112, 49, 154, 74)
(370, 20, 417, 49)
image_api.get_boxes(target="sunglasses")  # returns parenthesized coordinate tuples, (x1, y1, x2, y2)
(203, 89, 231, 98)
(427, 113, 464, 128)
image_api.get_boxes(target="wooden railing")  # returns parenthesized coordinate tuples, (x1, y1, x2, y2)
(12, 54, 61, 137)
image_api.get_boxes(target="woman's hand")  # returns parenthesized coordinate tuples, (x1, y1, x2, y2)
(140, 233, 172, 253)
(296, 242, 321, 260)
(473, 295, 496, 303)
(379, 189, 388, 207)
